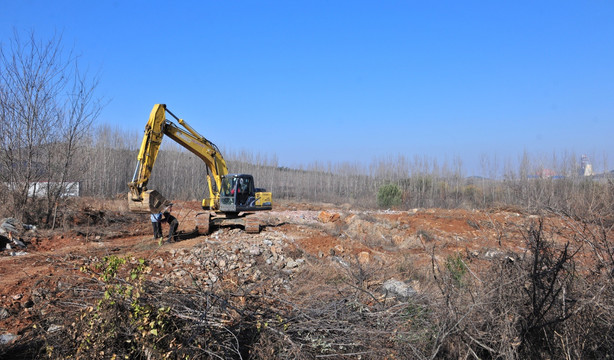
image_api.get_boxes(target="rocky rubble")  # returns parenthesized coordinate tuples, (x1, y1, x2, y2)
(149, 228, 307, 294)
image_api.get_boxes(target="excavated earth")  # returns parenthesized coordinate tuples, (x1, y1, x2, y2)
(0, 198, 591, 348)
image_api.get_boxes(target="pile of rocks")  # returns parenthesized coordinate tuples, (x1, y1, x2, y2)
(150, 229, 307, 293)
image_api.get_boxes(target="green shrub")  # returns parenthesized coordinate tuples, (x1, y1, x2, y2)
(377, 183, 402, 208)
(445, 253, 467, 287)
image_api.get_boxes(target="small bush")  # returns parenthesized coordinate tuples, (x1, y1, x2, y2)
(445, 253, 467, 287)
(377, 183, 402, 208)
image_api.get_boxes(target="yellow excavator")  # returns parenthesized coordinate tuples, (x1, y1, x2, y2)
(128, 104, 272, 234)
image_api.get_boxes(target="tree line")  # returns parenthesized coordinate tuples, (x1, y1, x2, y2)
(79, 124, 614, 217)
(1, 31, 612, 223)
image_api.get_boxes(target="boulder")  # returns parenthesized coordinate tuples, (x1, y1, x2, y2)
(382, 279, 417, 300)
(318, 211, 340, 223)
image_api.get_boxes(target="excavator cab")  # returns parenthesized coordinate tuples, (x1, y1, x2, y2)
(219, 174, 272, 213)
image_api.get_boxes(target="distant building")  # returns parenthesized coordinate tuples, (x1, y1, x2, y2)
(5, 182, 80, 198)
(580, 155, 594, 176)
(28, 182, 80, 197)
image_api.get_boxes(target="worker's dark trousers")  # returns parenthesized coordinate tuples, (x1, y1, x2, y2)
(152, 221, 162, 238)
(168, 220, 178, 242)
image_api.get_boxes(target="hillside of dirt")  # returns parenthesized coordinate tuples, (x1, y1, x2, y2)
(0, 198, 605, 358)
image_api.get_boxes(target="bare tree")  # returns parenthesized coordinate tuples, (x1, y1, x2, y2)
(0, 30, 102, 223)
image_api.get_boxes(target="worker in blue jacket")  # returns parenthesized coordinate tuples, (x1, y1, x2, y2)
(151, 212, 162, 240)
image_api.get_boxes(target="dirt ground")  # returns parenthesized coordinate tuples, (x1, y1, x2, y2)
(0, 198, 583, 342)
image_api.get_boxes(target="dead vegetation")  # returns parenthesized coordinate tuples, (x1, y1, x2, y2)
(1, 198, 614, 359)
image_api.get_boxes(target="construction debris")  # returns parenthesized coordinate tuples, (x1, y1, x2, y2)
(0, 218, 20, 236)
(0, 218, 35, 252)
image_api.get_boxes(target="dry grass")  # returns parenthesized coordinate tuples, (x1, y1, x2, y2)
(3, 197, 614, 359)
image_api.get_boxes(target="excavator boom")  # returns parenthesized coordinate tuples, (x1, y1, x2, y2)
(128, 104, 228, 213)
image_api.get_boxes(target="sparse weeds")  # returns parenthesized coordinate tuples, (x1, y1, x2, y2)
(424, 217, 614, 359)
(417, 228, 435, 242)
(55, 255, 177, 359)
(7, 202, 614, 360)
(396, 253, 413, 275)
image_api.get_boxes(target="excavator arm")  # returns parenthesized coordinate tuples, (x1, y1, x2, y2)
(128, 104, 228, 213)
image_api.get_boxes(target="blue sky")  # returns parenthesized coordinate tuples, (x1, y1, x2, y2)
(2, 1, 614, 175)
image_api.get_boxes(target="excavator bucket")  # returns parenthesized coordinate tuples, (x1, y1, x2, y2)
(128, 190, 170, 214)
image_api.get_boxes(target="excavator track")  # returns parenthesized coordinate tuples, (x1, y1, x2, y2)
(244, 217, 261, 234)
(195, 212, 211, 235)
